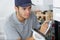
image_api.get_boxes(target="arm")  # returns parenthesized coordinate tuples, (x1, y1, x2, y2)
(17, 37, 21, 40)
(39, 21, 48, 35)
(4, 25, 21, 40)
(32, 13, 49, 35)
(26, 36, 34, 40)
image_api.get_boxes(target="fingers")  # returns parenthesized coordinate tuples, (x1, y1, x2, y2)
(17, 37, 21, 40)
(26, 36, 34, 40)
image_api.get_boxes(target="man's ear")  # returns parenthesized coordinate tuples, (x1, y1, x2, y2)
(15, 6, 19, 12)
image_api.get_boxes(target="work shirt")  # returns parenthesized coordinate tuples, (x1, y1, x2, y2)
(4, 12, 40, 40)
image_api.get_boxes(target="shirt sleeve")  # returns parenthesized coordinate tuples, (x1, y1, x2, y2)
(32, 14, 41, 30)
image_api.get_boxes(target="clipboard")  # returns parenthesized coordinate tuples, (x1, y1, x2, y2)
(32, 21, 52, 40)
(32, 29, 46, 40)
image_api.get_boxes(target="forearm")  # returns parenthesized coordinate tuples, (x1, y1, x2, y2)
(39, 21, 48, 35)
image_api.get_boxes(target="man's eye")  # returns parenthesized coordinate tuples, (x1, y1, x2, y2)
(23, 8, 26, 10)
(23, 7, 31, 10)
(29, 7, 31, 9)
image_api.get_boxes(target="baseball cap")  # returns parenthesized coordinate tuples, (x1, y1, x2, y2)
(15, 0, 33, 7)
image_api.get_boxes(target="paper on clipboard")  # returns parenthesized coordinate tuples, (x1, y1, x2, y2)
(32, 29, 46, 40)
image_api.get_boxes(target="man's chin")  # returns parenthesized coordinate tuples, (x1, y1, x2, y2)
(24, 16, 29, 19)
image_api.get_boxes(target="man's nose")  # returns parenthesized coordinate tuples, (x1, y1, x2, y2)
(26, 10, 30, 14)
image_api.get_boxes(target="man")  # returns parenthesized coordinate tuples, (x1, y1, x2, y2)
(4, 0, 48, 40)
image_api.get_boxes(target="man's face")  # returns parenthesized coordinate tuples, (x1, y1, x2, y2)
(15, 6, 31, 19)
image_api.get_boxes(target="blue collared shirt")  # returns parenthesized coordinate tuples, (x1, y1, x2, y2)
(4, 12, 40, 40)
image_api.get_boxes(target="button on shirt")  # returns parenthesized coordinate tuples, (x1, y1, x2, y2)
(4, 12, 40, 40)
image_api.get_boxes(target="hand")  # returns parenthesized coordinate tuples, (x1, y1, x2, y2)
(39, 21, 48, 35)
(26, 36, 34, 40)
(17, 37, 21, 40)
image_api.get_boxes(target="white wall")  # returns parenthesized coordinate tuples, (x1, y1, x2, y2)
(0, 0, 15, 19)
(53, 0, 60, 7)
(53, 8, 60, 21)
(31, 0, 53, 12)
(53, 0, 60, 21)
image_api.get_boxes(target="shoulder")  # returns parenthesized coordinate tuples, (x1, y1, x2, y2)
(30, 11, 37, 20)
(3, 13, 16, 33)
(4, 13, 15, 27)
